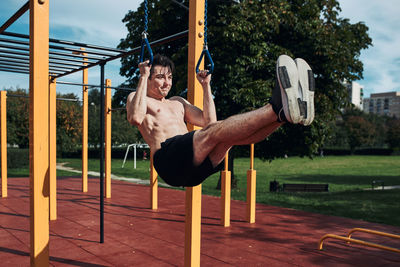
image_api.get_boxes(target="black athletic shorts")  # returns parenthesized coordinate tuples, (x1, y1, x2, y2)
(153, 131, 224, 187)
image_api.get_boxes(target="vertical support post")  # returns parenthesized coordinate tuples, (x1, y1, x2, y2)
(105, 79, 112, 199)
(29, 0, 50, 265)
(186, 0, 204, 266)
(246, 144, 256, 223)
(150, 152, 158, 210)
(221, 154, 231, 227)
(49, 77, 56, 220)
(1, 91, 7, 198)
(99, 63, 105, 243)
(134, 145, 137, 169)
(82, 50, 88, 192)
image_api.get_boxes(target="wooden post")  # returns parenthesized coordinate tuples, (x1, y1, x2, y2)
(49, 77, 56, 220)
(1, 91, 7, 198)
(150, 153, 158, 210)
(221, 154, 231, 227)
(29, 0, 50, 265)
(82, 50, 88, 192)
(246, 144, 256, 223)
(185, 0, 204, 266)
(105, 79, 112, 198)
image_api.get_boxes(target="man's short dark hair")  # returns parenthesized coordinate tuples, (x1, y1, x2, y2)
(150, 54, 175, 79)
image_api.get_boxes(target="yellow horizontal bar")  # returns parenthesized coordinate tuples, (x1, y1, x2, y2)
(348, 228, 400, 240)
(319, 234, 400, 254)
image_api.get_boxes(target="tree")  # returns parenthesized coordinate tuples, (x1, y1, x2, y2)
(208, 0, 372, 160)
(88, 89, 142, 147)
(111, 110, 142, 145)
(88, 89, 101, 147)
(343, 115, 375, 154)
(5, 88, 83, 154)
(6, 88, 29, 148)
(386, 119, 400, 151)
(56, 93, 82, 155)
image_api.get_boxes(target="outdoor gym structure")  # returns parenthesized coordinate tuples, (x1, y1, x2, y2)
(0, 1, 258, 266)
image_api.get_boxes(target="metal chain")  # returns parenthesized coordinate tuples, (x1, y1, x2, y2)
(204, 0, 208, 46)
(144, 0, 149, 33)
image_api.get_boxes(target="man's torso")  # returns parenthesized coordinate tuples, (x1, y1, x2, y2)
(138, 96, 188, 155)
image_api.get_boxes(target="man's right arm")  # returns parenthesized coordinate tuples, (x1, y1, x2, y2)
(126, 61, 150, 126)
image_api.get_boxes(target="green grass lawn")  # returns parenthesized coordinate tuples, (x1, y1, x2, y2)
(9, 156, 400, 227)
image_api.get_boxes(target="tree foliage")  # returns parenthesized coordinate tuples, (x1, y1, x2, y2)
(3, 87, 144, 154)
(118, 0, 372, 159)
(6, 88, 29, 148)
(386, 119, 400, 151)
(343, 115, 375, 154)
(325, 107, 398, 153)
(88, 89, 142, 147)
(56, 93, 82, 154)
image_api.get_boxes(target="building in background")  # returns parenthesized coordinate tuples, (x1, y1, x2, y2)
(344, 80, 364, 110)
(363, 91, 400, 118)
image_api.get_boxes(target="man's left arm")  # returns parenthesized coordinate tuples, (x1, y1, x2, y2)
(198, 70, 217, 125)
(171, 71, 217, 127)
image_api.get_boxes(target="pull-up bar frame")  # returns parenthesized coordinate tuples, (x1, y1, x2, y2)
(0, 29, 188, 79)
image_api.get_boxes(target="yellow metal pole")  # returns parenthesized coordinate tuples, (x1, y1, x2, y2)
(1, 90, 7, 198)
(105, 79, 112, 198)
(82, 50, 88, 192)
(49, 77, 56, 220)
(29, 0, 50, 265)
(319, 234, 400, 253)
(348, 228, 400, 240)
(250, 143, 254, 169)
(185, 0, 204, 266)
(246, 144, 256, 223)
(150, 153, 158, 210)
(221, 154, 231, 227)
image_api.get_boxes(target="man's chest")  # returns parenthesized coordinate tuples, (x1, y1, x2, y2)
(147, 100, 185, 121)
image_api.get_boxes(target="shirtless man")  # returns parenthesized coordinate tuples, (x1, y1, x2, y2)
(127, 54, 314, 187)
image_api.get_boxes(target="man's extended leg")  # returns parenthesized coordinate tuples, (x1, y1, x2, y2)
(193, 104, 281, 166)
(204, 119, 282, 165)
(193, 55, 314, 167)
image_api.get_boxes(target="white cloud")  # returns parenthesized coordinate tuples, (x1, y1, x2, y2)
(338, 0, 400, 96)
(49, 0, 142, 47)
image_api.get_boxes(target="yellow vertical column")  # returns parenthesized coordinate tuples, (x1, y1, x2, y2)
(29, 0, 50, 265)
(150, 153, 158, 210)
(185, 1, 204, 266)
(82, 50, 88, 192)
(246, 144, 256, 223)
(1, 91, 7, 198)
(221, 154, 231, 227)
(105, 79, 112, 198)
(49, 77, 56, 220)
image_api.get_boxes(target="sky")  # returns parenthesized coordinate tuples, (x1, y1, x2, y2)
(0, 0, 399, 98)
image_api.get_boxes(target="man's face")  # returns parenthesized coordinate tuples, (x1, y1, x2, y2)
(147, 65, 172, 99)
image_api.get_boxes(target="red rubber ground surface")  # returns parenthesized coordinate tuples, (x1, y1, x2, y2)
(1, 177, 399, 266)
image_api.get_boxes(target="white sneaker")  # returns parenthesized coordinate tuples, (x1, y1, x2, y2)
(295, 58, 315, 125)
(271, 55, 301, 123)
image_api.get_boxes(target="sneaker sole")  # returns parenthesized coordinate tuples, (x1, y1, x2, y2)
(276, 55, 300, 124)
(295, 58, 315, 125)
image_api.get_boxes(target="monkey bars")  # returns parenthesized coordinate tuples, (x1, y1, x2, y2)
(0, 29, 188, 79)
